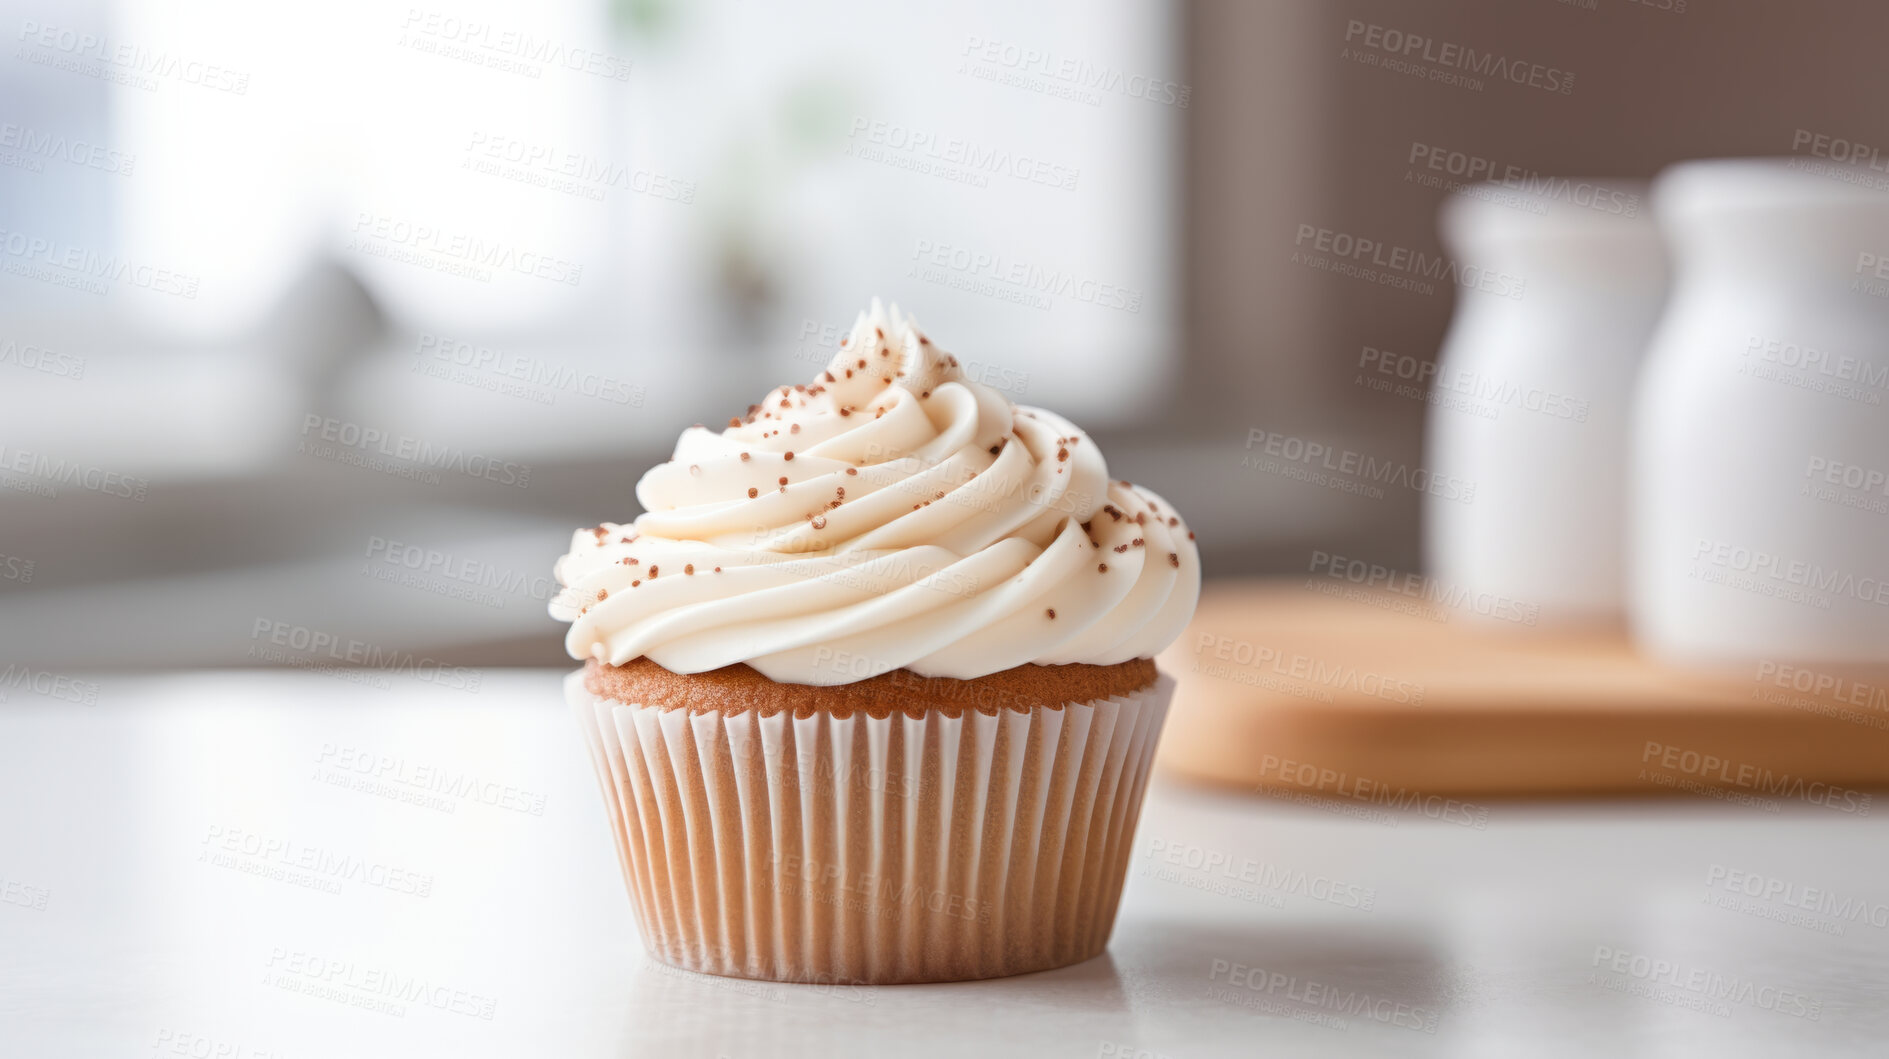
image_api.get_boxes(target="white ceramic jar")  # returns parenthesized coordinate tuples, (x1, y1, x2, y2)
(1633, 159, 1889, 665)
(1423, 179, 1666, 625)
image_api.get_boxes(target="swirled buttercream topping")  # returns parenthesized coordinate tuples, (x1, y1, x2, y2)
(551, 300, 1199, 685)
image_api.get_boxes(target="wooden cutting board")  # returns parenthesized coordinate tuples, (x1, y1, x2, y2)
(1153, 579, 1889, 802)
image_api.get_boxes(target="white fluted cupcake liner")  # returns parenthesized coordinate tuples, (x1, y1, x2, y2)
(566, 668, 1173, 984)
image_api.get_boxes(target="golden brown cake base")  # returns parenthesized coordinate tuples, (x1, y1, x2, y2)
(583, 656, 1158, 718)
(567, 662, 1173, 985)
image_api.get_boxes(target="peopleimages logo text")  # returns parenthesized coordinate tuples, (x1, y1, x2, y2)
(264, 947, 498, 1020)
(0, 228, 199, 298)
(364, 535, 556, 603)
(1792, 129, 1889, 173)
(463, 132, 694, 204)
(1755, 660, 1888, 711)
(1193, 632, 1425, 705)
(1293, 225, 1525, 299)
(1705, 864, 1889, 929)
(1256, 754, 1488, 828)
(1691, 538, 1889, 608)
(1406, 143, 1636, 215)
(415, 333, 643, 406)
(299, 414, 529, 487)
(849, 117, 1081, 191)
(1590, 946, 1822, 1020)
(349, 213, 583, 287)
(911, 240, 1143, 313)
(1641, 741, 1872, 814)
(0, 338, 84, 379)
(397, 9, 631, 81)
(0, 664, 99, 705)
(1245, 428, 1478, 503)
(16, 19, 251, 94)
(251, 619, 483, 692)
(1305, 549, 1539, 625)
(1343, 20, 1574, 94)
(0, 445, 149, 500)
(1207, 959, 1439, 1032)
(960, 36, 1191, 108)
(0, 122, 135, 175)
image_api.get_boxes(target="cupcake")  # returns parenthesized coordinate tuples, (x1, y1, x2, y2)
(553, 300, 1199, 984)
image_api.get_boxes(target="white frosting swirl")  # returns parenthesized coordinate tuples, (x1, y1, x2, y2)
(551, 300, 1200, 685)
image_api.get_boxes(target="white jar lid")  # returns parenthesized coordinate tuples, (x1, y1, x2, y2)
(1654, 157, 1889, 225)
(1440, 177, 1655, 247)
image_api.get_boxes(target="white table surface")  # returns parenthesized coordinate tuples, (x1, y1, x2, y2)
(2, 671, 1885, 1058)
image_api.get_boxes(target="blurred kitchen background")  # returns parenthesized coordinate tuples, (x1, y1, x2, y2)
(1, 0, 1884, 669)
